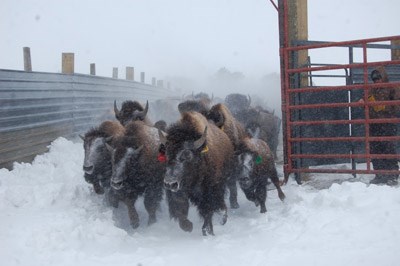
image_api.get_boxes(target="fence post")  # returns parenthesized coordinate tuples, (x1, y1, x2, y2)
(126, 67, 134, 80)
(90, 63, 96, 75)
(62, 53, 74, 74)
(140, 72, 145, 83)
(152, 77, 156, 86)
(112, 67, 118, 78)
(23, 47, 32, 72)
(391, 40, 400, 60)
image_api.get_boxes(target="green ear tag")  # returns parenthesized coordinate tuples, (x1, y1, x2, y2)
(255, 155, 262, 165)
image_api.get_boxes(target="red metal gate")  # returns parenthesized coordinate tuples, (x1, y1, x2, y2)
(279, 2, 400, 183)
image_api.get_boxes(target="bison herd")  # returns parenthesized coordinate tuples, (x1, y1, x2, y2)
(80, 93, 285, 236)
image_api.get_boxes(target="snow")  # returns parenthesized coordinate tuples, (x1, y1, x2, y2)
(1, 137, 400, 266)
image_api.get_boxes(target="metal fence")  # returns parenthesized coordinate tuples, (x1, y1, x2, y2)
(0, 69, 178, 170)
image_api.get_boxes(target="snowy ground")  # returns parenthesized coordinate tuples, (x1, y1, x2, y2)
(1, 137, 399, 266)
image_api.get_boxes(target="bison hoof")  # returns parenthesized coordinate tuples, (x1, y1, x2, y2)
(202, 227, 214, 236)
(220, 214, 228, 225)
(131, 220, 140, 229)
(230, 201, 240, 209)
(148, 216, 157, 226)
(179, 219, 193, 232)
(93, 183, 105, 195)
(260, 206, 267, 213)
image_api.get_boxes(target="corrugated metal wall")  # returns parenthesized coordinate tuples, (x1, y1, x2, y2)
(0, 69, 178, 170)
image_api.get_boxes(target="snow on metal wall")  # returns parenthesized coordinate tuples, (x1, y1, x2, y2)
(0, 69, 176, 170)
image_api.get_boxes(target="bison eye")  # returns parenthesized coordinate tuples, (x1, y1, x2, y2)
(179, 150, 193, 162)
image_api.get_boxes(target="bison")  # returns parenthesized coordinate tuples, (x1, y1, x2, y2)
(106, 120, 165, 229)
(225, 93, 281, 159)
(158, 111, 235, 236)
(206, 103, 249, 209)
(242, 108, 281, 159)
(178, 100, 210, 117)
(236, 137, 285, 213)
(80, 120, 125, 197)
(114, 100, 151, 126)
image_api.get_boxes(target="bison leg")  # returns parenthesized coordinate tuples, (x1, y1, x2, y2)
(123, 196, 139, 229)
(201, 212, 214, 236)
(268, 162, 286, 201)
(255, 185, 267, 213)
(105, 188, 119, 208)
(227, 177, 239, 209)
(92, 181, 105, 195)
(166, 190, 193, 232)
(144, 185, 163, 226)
(220, 205, 228, 225)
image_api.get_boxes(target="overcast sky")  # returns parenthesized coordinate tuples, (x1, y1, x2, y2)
(0, 0, 399, 90)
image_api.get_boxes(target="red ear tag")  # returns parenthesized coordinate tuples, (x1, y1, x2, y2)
(157, 152, 166, 162)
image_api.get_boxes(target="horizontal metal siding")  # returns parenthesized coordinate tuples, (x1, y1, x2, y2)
(0, 69, 176, 170)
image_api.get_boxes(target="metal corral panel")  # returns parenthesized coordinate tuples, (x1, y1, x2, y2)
(0, 69, 176, 170)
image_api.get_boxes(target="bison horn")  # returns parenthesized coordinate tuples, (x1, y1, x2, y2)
(79, 134, 85, 141)
(247, 94, 251, 108)
(133, 145, 144, 154)
(105, 143, 114, 153)
(194, 126, 207, 150)
(137, 100, 149, 120)
(114, 100, 120, 116)
(158, 128, 167, 145)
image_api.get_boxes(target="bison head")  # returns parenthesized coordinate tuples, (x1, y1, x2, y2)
(158, 127, 207, 192)
(224, 93, 251, 116)
(106, 139, 144, 191)
(237, 151, 258, 190)
(80, 134, 112, 190)
(114, 100, 149, 126)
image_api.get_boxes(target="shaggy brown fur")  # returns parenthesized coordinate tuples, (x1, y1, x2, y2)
(207, 103, 249, 208)
(162, 111, 235, 235)
(108, 120, 165, 229)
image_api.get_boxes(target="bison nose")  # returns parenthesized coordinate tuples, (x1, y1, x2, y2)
(111, 180, 124, 190)
(164, 180, 180, 192)
(83, 165, 94, 174)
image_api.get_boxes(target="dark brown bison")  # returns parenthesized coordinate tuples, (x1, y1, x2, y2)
(106, 120, 165, 229)
(236, 137, 285, 213)
(224, 93, 251, 116)
(158, 111, 235, 236)
(80, 120, 125, 196)
(206, 103, 249, 209)
(242, 108, 281, 159)
(225, 93, 281, 159)
(178, 100, 210, 117)
(114, 100, 151, 126)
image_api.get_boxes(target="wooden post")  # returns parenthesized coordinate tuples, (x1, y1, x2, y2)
(126, 67, 134, 80)
(152, 77, 156, 86)
(23, 47, 32, 72)
(287, 0, 309, 87)
(90, 63, 96, 75)
(112, 67, 118, 79)
(391, 40, 400, 60)
(140, 72, 145, 83)
(62, 53, 74, 74)
(157, 80, 164, 88)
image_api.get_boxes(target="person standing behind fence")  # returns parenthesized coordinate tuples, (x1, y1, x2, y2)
(366, 66, 399, 186)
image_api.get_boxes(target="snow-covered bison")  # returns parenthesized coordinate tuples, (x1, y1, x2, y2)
(106, 120, 165, 229)
(81, 120, 125, 195)
(236, 137, 285, 213)
(158, 111, 235, 236)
